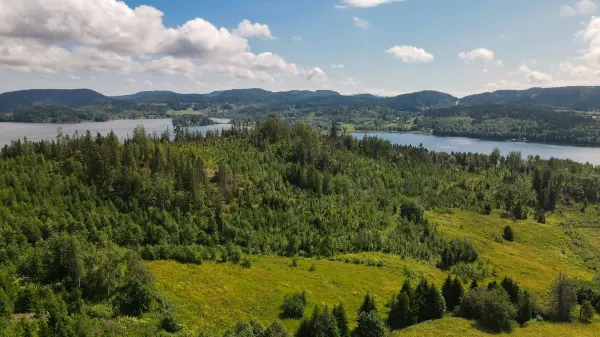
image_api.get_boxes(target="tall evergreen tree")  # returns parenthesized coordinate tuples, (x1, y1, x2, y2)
(358, 293, 377, 317)
(332, 303, 349, 337)
(550, 273, 577, 322)
(352, 311, 388, 337)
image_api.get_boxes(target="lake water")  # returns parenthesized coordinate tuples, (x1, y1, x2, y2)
(358, 132, 600, 165)
(1, 119, 600, 165)
(0, 118, 231, 145)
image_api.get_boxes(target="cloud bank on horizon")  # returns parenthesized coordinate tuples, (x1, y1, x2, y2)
(0, 0, 599, 97)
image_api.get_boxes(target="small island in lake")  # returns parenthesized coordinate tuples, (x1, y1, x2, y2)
(171, 115, 217, 128)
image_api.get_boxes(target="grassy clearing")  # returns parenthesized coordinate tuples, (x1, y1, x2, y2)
(428, 209, 595, 294)
(167, 108, 202, 115)
(147, 254, 445, 335)
(149, 209, 599, 335)
(391, 317, 600, 337)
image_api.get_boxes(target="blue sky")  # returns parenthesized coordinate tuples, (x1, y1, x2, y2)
(0, 0, 599, 97)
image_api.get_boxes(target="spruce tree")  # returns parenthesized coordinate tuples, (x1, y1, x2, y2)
(516, 290, 536, 326)
(332, 303, 349, 337)
(451, 277, 464, 311)
(353, 311, 388, 337)
(500, 276, 520, 304)
(441, 276, 454, 311)
(414, 279, 429, 322)
(426, 284, 446, 320)
(550, 273, 576, 322)
(358, 293, 377, 317)
(470, 279, 478, 290)
(387, 290, 413, 330)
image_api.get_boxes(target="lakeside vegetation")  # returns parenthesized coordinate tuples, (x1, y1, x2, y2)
(0, 116, 599, 336)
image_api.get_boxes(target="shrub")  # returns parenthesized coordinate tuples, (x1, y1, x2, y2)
(503, 225, 514, 242)
(161, 312, 182, 333)
(281, 291, 307, 319)
(580, 300, 594, 323)
(438, 239, 478, 269)
(478, 288, 516, 333)
(459, 288, 486, 320)
(241, 258, 252, 269)
(309, 263, 316, 272)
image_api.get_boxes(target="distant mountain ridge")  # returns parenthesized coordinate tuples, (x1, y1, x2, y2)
(460, 86, 600, 110)
(3, 86, 600, 112)
(0, 89, 111, 111)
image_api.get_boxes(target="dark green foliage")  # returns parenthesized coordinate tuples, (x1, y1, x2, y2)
(352, 311, 388, 337)
(503, 226, 514, 242)
(358, 294, 377, 317)
(470, 279, 478, 290)
(161, 312, 182, 333)
(459, 288, 486, 320)
(500, 276, 520, 304)
(550, 273, 577, 322)
(478, 288, 516, 333)
(281, 292, 307, 319)
(516, 291, 536, 326)
(116, 279, 157, 317)
(442, 276, 464, 312)
(438, 239, 478, 270)
(580, 300, 595, 323)
(295, 306, 340, 337)
(418, 103, 600, 146)
(332, 303, 349, 337)
(241, 258, 252, 269)
(387, 291, 412, 330)
(309, 264, 317, 272)
(172, 115, 216, 128)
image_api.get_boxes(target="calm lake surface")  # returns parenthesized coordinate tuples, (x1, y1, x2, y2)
(0, 118, 231, 145)
(358, 132, 600, 165)
(1, 120, 600, 165)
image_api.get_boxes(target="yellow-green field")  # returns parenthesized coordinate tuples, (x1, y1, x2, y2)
(391, 317, 600, 337)
(167, 108, 202, 115)
(428, 209, 594, 293)
(148, 254, 445, 334)
(148, 209, 600, 336)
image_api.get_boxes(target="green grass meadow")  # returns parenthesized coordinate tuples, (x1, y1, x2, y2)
(148, 208, 599, 336)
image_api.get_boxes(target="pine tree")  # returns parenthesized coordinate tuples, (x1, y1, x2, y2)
(516, 290, 536, 326)
(352, 311, 388, 337)
(332, 303, 349, 337)
(414, 279, 429, 322)
(500, 276, 520, 304)
(451, 277, 464, 311)
(441, 276, 454, 311)
(470, 279, 478, 290)
(503, 225, 514, 242)
(387, 290, 413, 330)
(550, 273, 577, 322)
(426, 284, 446, 320)
(358, 293, 377, 317)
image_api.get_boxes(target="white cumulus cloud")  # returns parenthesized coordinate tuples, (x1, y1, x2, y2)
(307, 67, 325, 80)
(458, 48, 499, 63)
(353, 17, 370, 29)
(385, 45, 434, 63)
(233, 19, 276, 40)
(560, 0, 597, 17)
(0, 0, 306, 84)
(518, 65, 553, 83)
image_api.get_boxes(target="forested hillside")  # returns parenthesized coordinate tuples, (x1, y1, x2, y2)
(0, 89, 111, 111)
(0, 117, 599, 336)
(415, 104, 600, 145)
